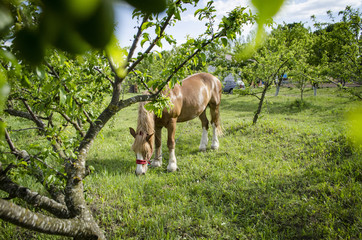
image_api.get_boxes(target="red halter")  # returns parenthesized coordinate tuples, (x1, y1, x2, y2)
(136, 159, 150, 165)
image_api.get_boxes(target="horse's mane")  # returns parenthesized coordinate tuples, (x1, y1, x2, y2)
(136, 102, 154, 134)
(131, 101, 155, 160)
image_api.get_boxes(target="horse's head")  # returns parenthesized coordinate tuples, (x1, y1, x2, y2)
(130, 127, 154, 175)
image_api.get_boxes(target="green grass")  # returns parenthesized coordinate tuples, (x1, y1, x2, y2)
(1, 87, 361, 239)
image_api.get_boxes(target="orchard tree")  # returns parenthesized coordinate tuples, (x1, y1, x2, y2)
(286, 23, 320, 100)
(312, 6, 362, 85)
(237, 27, 291, 124)
(0, 0, 256, 239)
(270, 23, 309, 96)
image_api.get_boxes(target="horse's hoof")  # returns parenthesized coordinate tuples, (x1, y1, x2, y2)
(151, 160, 162, 168)
(211, 145, 219, 150)
(167, 164, 178, 172)
(199, 147, 207, 152)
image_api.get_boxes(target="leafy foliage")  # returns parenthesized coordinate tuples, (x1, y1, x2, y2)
(312, 6, 362, 84)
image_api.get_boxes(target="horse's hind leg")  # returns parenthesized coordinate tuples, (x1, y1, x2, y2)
(151, 126, 162, 167)
(199, 109, 209, 151)
(209, 103, 220, 150)
(167, 118, 178, 172)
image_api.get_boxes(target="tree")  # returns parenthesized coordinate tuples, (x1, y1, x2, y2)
(286, 23, 320, 101)
(312, 6, 362, 85)
(271, 23, 307, 96)
(237, 26, 291, 124)
(0, 0, 255, 238)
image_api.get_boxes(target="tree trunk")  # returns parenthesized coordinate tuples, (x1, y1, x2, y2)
(253, 83, 270, 125)
(275, 74, 283, 96)
(275, 85, 280, 96)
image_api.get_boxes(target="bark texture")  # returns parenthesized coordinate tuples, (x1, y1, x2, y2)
(0, 199, 103, 239)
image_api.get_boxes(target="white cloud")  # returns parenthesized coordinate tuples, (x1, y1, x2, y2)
(275, 0, 362, 24)
(212, 0, 250, 15)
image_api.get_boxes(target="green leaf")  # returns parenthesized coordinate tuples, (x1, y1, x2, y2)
(0, 65, 9, 113)
(76, 0, 114, 49)
(347, 106, 362, 148)
(194, 8, 203, 17)
(156, 39, 162, 48)
(0, 6, 13, 35)
(65, 0, 101, 20)
(174, 9, 181, 20)
(59, 87, 67, 106)
(251, 0, 285, 51)
(221, 38, 228, 47)
(141, 22, 153, 31)
(165, 34, 176, 45)
(124, 0, 167, 13)
(36, 67, 46, 80)
(141, 33, 150, 47)
(0, 49, 17, 64)
(251, 0, 284, 20)
(157, 51, 163, 59)
(19, 161, 28, 167)
(52, 23, 91, 54)
(155, 25, 161, 37)
(200, 52, 206, 65)
(88, 165, 95, 173)
(106, 35, 127, 78)
(21, 76, 31, 88)
(13, 28, 45, 65)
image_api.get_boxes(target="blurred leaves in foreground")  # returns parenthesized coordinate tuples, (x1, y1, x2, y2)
(347, 106, 362, 148)
(235, 0, 285, 61)
(2, 0, 167, 65)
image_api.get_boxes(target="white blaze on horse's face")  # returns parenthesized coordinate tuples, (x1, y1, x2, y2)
(135, 153, 148, 175)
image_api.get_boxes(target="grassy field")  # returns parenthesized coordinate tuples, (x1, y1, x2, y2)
(1, 86, 362, 239)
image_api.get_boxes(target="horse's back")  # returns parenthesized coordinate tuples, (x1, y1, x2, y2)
(175, 73, 221, 122)
(182, 72, 221, 100)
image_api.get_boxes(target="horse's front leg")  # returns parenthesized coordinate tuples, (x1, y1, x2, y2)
(167, 118, 178, 172)
(151, 126, 163, 167)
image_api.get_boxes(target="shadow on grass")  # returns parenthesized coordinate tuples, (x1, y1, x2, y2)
(87, 157, 135, 175)
(233, 155, 361, 239)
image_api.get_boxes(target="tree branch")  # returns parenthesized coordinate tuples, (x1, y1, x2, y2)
(2, 124, 67, 204)
(127, 1, 181, 73)
(0, 199, 103, 239)
(22, 100, 46, 130)
(132, 70, 153, 93)
(93, 66, 114, 86)
(58, 111, 85, 138)
(4, 128, 16, 152)
(328, 78, 362, 100)
(4, 108, 34, 121)
(127, 14, 150, 63)
(0, 173, 69, 218)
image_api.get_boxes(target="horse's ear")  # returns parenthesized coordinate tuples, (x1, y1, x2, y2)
(129, 128, 136, 138)
(146, 133, 154, 142)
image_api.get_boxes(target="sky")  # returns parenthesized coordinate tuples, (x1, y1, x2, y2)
(114, 0, 362, 50)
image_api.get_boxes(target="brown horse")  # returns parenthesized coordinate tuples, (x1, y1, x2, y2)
(130, 72, 222, 175)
